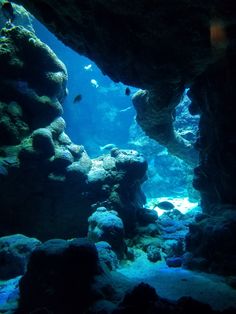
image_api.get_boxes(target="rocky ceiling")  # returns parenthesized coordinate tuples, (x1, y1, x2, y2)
(15, 0, 235, 90)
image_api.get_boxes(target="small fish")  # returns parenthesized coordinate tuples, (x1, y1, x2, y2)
(73, 94, 82, 103)
(154, 201, 174, 211)
(1, 1, 15, 23)
(84, 64, 92, 71)
(100, 144, 117, 151)
(125, 87, 131, 96)
(91, 79, 99, 88)
(119, 106, 132, 113)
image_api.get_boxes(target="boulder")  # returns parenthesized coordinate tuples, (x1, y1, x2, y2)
(0, 234, 41, 280)
(17, 238, 100, 314)
(88, 207, 126, 259)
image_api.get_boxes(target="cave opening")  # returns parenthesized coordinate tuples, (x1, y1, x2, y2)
(1, 1, 236, 314)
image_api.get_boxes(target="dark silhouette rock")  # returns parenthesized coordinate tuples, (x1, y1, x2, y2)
(16, 238, 100, 314)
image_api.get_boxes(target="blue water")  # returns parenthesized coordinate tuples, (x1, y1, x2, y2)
(33, 18, 199, 201)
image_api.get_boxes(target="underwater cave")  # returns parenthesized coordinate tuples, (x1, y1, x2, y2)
(0, 1, 236, 313)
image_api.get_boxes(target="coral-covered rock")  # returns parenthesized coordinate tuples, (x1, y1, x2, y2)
(146, 245, 161, 263)
(114, 149, 147, 182)
(88, 207, 126, 259)
(0, 101, 29, 145)
(133, 90, 198, 166)
(95, 241, 119, 271)
(67, 143, 84, 159)
(58, 131, 71, 145)
(17, 238, 100, 314)
(48, 117, 66, 138)
(32, 128, 55, 158)
(0, 26, 66, 128)
(51, 147, 74, 171)
(136, 207, 158, 226)
(0, 234, 41, 280)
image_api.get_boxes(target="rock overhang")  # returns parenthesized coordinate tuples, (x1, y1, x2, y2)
(14, 0, 236, 91)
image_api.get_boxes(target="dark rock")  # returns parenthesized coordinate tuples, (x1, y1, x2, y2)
(126, 247, 135, 261)
(137, 223, 160, 237)
(17, 238, 100, 314)
(182, 252, 210, 271)
(88, 207, 126, 259)
(0, 164, 8, 177)
(185, 210, 236, 274)
(146, 245, 161, 263)
(136, 207, 158, 226)
(162, 239, 184, 259)
(166, 257, 183, 268)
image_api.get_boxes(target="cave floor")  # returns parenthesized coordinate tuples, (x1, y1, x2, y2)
(118, 252, 236, 311)
(1, 257, 236, 313)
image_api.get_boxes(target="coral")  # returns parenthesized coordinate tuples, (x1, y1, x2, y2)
(146, 245, 161, 263)
(95, 241, 119, 271)
(51, 147, 74, 172)
(88, 207, 126, 259)
(0, 101, 29, 145)
(0, 0, 34, 32)
(31, 128, 55, 158)
(0, 26, 66, 129)
(0, 234, 41, 280)
(48, 117, 66, 138)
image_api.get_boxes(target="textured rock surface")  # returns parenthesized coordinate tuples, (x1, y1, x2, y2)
(185, 208, 236, 275)
(88, 207, 125, 259)
(132, 89, 198, 166)
(0, 234, 41, 280)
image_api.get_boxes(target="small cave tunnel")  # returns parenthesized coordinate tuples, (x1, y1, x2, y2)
(0, 1, 236, 314)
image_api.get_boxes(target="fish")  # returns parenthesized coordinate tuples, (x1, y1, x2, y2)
(100, 144, 117, 151)
(73, 94, 82, 103)
(84, 64, 92, 71)
(153, 201, 174, 211)
(1, 1, 15, 23)
(125, 87, 131, 96)
(91, 79, 99, 88)
(119, 106, 132, 113)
